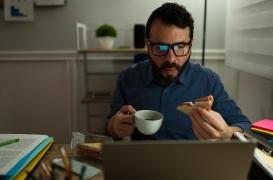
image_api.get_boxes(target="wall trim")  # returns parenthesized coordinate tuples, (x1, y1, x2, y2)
(0, 49, 225, 61)
(0, 50, 77, 61)
(192, 49, 225, 61)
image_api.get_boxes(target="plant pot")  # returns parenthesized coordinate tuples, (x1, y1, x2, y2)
(98, 37, 115, 49)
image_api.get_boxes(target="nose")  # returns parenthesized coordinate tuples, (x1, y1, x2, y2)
(165, 48, 176, 63)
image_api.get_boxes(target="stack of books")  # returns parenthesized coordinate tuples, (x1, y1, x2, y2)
(0, 134, 54, 179)
(251, 119, 273, 137)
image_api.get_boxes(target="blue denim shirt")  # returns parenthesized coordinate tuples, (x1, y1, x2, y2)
(107, 60, 250, 140)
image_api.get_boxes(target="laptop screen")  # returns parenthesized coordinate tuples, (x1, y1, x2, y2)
(102, 140, 255, 180)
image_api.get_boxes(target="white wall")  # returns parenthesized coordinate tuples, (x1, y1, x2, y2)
(0, 0, 226, 51)
(85, 0, 226, 50)
(237, 72, 273, 121)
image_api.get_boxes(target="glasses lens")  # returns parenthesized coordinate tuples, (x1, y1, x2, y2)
(173, 44, 190, 56)
(152, 44, 169, 56)
(159, 44, 169, 51)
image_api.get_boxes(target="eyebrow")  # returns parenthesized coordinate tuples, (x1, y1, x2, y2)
(151, 41, 191, 45)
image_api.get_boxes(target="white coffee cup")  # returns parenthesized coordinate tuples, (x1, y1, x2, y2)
(134, 110, 163, 135)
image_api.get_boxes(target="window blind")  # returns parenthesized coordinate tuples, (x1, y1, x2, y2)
(225, 0, 273, 80)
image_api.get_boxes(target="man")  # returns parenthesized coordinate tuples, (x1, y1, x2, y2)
(106, 2, 250, 140)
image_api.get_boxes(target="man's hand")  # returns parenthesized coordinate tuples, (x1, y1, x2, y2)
(107, 105, 136, 138)
(189, 107, 241, 139)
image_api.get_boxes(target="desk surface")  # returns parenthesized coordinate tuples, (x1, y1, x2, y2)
(35, 142, 273, 180)
(35, 144, 104, 180)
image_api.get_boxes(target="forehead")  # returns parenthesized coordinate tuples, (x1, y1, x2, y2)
(149, 19, 190, 43)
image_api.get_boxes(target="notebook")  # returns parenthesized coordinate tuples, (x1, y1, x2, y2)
(102, 140, 255, 180)
(251, 119, 273, 133)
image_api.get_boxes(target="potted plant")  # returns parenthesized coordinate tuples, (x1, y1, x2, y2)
(96, 24, 117, 49)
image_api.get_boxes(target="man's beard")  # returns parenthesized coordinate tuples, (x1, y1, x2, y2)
(150, 56, 190, 86)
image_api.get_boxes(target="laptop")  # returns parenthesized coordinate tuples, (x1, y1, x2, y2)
(102, 140, 255, 180)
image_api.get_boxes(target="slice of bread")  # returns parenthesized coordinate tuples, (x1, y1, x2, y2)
(176, 95, 214, 115)
(194, 101, 211, 110)
(176, 102, 194, 115)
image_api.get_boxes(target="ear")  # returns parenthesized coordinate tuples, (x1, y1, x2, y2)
(145, 39, 149, 47)
(146, 39, 152, 54)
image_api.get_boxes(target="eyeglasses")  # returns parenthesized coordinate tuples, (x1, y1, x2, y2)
(148, 40, 192, 57)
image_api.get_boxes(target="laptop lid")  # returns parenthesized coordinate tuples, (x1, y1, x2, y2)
(102, 140, 255, 180)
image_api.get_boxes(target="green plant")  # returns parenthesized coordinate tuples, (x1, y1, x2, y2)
(96, 24, 117, 38)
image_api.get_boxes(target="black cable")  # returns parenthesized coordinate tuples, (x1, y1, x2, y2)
(201, 0, 207, 66)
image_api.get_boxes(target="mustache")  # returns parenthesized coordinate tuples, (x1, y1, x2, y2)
(159, 62, 181, 71)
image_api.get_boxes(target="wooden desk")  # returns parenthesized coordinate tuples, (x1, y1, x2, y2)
(35, 144, 104, 180)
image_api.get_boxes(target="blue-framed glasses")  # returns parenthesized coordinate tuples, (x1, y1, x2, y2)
(148, 40, 192, 57)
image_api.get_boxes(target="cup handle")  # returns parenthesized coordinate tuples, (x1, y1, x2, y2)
(127, 112, 136, 127)
(131, 113, 136, 127)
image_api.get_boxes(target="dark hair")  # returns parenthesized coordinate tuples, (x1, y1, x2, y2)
(146, 2, 194, 41)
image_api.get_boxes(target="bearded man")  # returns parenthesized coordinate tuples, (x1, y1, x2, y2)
(106, 2, 250, 140)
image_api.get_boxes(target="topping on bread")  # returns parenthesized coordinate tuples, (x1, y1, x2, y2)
(176, 95, 214, 115)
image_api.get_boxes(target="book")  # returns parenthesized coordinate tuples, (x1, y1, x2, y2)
(252, 119, 273, 133)
(251, 128, 273, 137)
(14, 139, 54, 179)
(0, 134, 53, 178)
